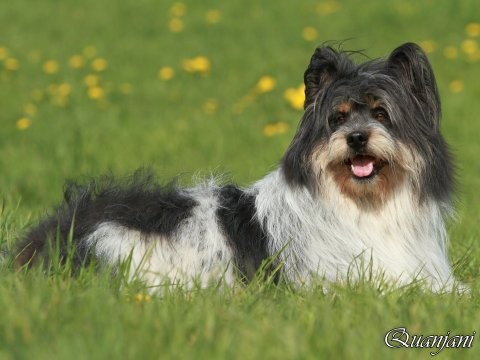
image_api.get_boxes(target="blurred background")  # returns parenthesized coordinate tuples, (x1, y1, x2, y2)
(1, 3, 480, 357)
(1, 1, 479, 255)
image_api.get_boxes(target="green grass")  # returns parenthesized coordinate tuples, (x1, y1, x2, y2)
(1, 0, 480, 358)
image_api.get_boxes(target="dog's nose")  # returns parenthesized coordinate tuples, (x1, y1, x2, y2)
(346, 131, 368, 151)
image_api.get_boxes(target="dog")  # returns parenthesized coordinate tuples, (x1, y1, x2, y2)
(15, 42, 459, 292)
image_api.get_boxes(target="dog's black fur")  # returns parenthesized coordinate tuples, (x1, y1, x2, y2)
(16, 172, 197, 267)
(283, 43, 454, 203)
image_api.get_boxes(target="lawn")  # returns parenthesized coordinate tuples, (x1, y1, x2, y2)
(1, 0, 480, 358)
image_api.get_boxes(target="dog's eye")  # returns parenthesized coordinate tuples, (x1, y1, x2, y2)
(373, 108, 389, 122)
(329, 112, 349, 128)
(336, 112, 348, 123)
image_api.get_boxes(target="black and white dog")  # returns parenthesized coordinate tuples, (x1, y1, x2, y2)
(16, 43, 459, 291)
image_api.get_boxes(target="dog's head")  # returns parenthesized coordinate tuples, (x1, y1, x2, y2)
(282, 43, 454, 208)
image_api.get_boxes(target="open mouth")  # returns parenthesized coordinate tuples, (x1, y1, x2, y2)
(345, 155, 386, 180)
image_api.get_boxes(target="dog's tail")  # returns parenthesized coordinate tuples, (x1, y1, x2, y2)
(15, 170, 196, 269)
(16, 218, 60, 268)
(15, 182, 93, 269)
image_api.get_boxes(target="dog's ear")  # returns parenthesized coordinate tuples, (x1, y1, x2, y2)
(387, 42, 441, 122)
(304, 46, 341, 109)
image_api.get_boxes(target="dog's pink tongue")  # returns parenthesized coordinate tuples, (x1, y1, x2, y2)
(351, 157, 374, 177)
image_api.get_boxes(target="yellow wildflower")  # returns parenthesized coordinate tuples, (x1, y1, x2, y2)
(467, 52, 480, 62)
(119, 82, 133, 94)
(0, 47, 8, 60)
(461, 39, 478, 55)
(443, 46, 458, 60)
(58, 83, 72, 96)
(91, 57, 108, 72)
(263, 121, 289, 137)
(16, 117, 31, 130)
(43, 60, 59, 74)
(317, 1, 340, 15)
(169, 18, 184, 33)
(419, 40, 436, 54)
(23, 103, 37, 116)
(466, 22, 480, 37)
(87, 86, 105, 100)
(158, 66, 175, 80)
(255, 76, 276, 93)
(134, 293, 152, 304)
(27, 50, 41, 63)
(302, 27, 318, 42)
(205, 9, 221, 24)
(84, 74, 100, 87)
(52, 96, 68, 108)
(232, 93, 255, 114)
(170, 2, 186, 17)
(69, 55, 84, 69)
(448, 80, 463, 94)
(203, 98, 219, 115)
(83, 46, 97, 58)
(182, 56, 210, 73)
(4, 58, 19, 71)
(284, 85, 305, 111)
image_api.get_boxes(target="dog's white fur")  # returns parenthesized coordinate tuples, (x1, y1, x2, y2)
(84, 168, 455, 292)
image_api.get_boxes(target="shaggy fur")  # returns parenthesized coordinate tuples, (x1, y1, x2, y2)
(16, 43, 459, 291)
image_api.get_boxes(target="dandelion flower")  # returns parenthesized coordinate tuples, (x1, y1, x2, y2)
(443, 46, 458, 60)
(28, 50, 41, 63)
(43, 60, 59, 74)
(419, 40, 436, 54)
(69, 55, 84, 69)
(182, 56, 210, 73)
(232, 93, 255, 114)
(16, 117, 31, 130)
(205, 9, 221, 24)
(158, 66, 175, 80)
(134, 293, 152, 303)
(466, 22, 480, 38)
(203, 98, 218, 114)
(119, 82, 133, 94)
(461, 39, 478, 55)
(0, 46, 8, 60)
(91, 57, 108, 72)
(83, 46, 97, 58)
(52, 96, 68, 107)
(169, 2, 186, 17)
(58, 83, 72, 96)
(4, 58, 19, 71)
(255, 76, 276, 93)
(302, 27, 318, 42)
(448, 80, 463, 94)
(87, 86, 105, 100)
(467, 52, 480, 62)
(263, 121, 289, 137)
(84, 74, 100, 87)
(284, 85, 305, 111)
(169, 18, 184, 33)
(317, 1, 340, 15)
(23, 103, 37, 116)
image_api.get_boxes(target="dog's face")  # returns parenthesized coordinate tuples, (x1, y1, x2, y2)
(283, 43, 454, 208)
